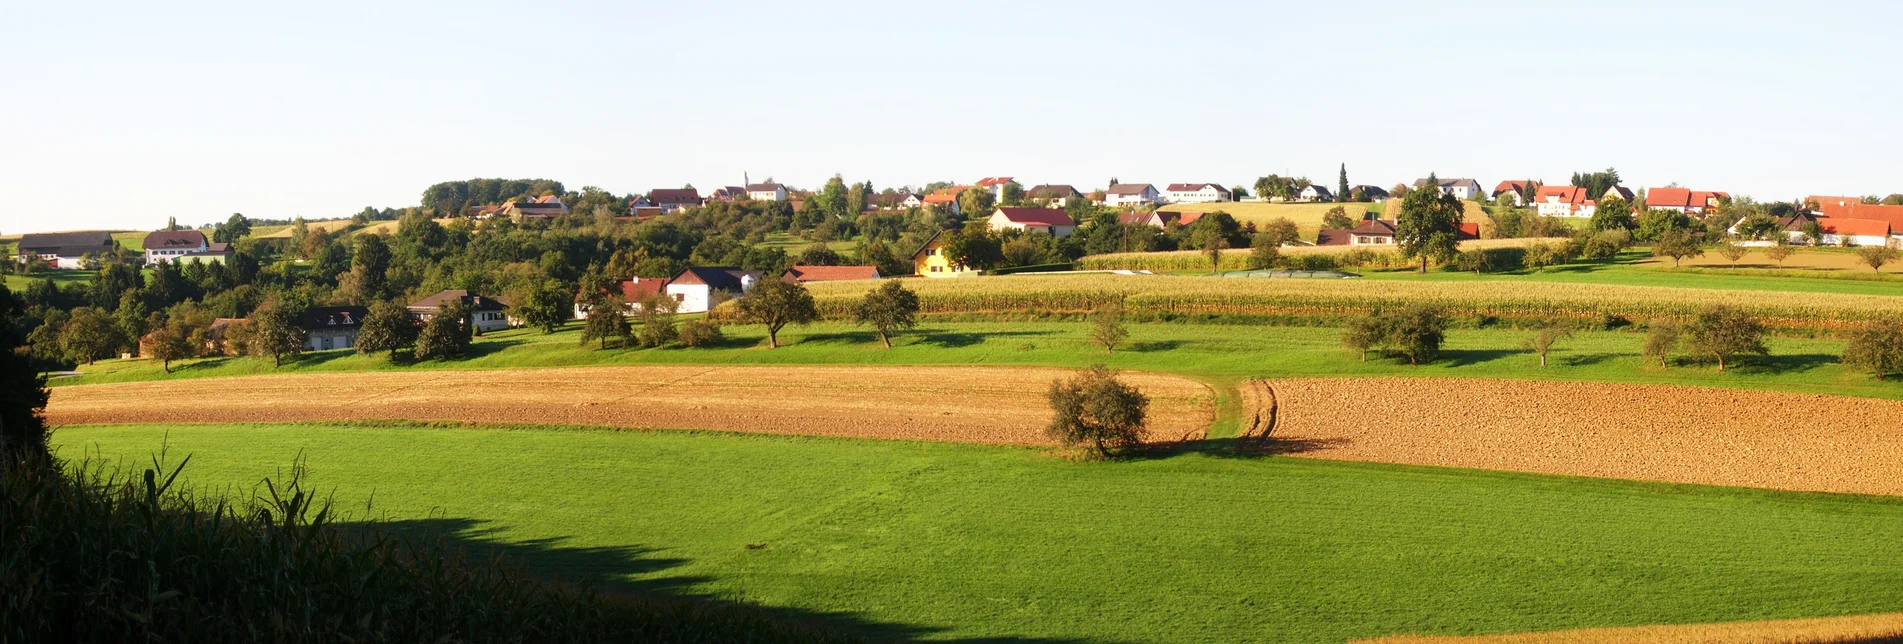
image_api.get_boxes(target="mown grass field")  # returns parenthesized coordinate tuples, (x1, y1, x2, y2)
(5, 269, 96, 290)
(52, 422, 1903, 643)
(756, 232, 860, 253)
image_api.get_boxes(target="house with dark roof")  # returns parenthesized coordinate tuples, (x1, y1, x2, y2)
(1026, 184, 1082, 207)
(782, 265, 880, 284)
(1119, 211, 1166, 227)
(141, 230, 210, 265)
(665, 267, 762, 313)
(301, 305, 370, 351)
(987, 208, 1077, 238)
(746, 183, 788, 201)
(1165, 183, 1232, 204)
(1349, 185, 1391, 201)
(575, 276, 672, 319)
(1295, 184, 1334, 203)
(15, 232, 117, 269)
(408, 289, 512, 333)
(1413, 177, 1485, 200)
(648, 188, 703, 213)
(1104, 183, 1162, 207)
(1314, 217, 1477, 246)
(502, 196, 571, 222)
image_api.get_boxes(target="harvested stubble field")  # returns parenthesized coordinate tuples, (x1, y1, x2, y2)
(1359, 612, 1903, 644)
(45, 365, 1214, 445)
(799, 273, 1903, 329)
(1258, 377, 1903, 496)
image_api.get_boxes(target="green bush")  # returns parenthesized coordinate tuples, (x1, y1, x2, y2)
(678, 319, 725, 347)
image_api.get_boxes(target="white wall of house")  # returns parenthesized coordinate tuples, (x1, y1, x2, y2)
(1104, 186, 1161, 207)
(470, 310, 511, 333)
(1296, 186, 1331, 202)
(1166, 186, 1229, 204)
(145, 246, 206, 265)
(306, 329, 358, 351)
(748, 186, 788, 201)
(1350, 235, 1393, 246)
(666, 275, 756, 313)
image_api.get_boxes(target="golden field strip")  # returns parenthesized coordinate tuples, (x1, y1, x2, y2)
(44, 365, 1215, 445)
(1076, 237, 1567, 271)
(801, 273, 1903, 328)
(1259, 377, 1903, 497)
(1358, 612, 1903, 644)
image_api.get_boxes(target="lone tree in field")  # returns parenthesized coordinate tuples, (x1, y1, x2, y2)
(1247, 233, 1281, 270)
(1642, 321, 1682, 366)
(1385, 305, 1449, 365)
(579, 297, 630, 350)
(145, 325, 195, 374)
(1521, 319, 1574, 367)
(1046, 364, 1150, 458)
(636, 294, 680, 348)
(1342, 313, 1388, 361)
(737, 279, 818, 349)
(1395, 175, 1465, 273)
(1763, 239, 1795, 264)
(1203, 234, 1230, 274)
(57, 308, 122, 366)
(416, 300, 473, 359)
(1857, 245, 1900, 272)
(1259, 217, 1301, 248)
(1090, 301, 1129, 353)
(852, 280, 919, 348)
(355, 300, 416, 357)
(248, 299, 305, 367)
(1685, 305, 1768, 372)
(1717, 240, 1749, 264)
(1653, 228, 1703, 267)
(1842, 318, 1903, 380)
(518, 282, 569, 334)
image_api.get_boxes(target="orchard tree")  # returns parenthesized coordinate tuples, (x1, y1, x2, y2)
(1090, 301, 1129, 352)
(1653, 228, 1704, 267)
(1685, 305, 1768, 372)
(518, 282, 569, 333)
(146, 325, 194, 374)
(1202, 234, 1230, 274)
(1247, 233, 1282, 270)
(1385, 305, 1448, 365)
(58, 308, 122, 365)
(1521, 319, 1574, 367)
(1341, 314, 1388, 361)
(1857, 246, 1900, 272)
(416, 300, 472, 359)
(578, 298, 630, 350)
(1045, 364, 1150, 458)
(1842, 318, 1903, 380)
(1321, 206, 1355, 231)
(852, 280, 919, 348)
(1259, 217, 1301, 247)
(636, 293, 680, 348)
(1589, 196, 1634, 232)
(355, 300, 416, 357)
(248, 299, 306, 367)
(737, 279, 818, 349)
(1395, 174, 1464, 273)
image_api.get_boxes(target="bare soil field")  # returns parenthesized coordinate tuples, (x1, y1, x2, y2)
(1634, 248, 1903, 274)
(1255, 377, 1903, 496)
(45, 365, 1214, 445)
(1359, 612, 1903, 643)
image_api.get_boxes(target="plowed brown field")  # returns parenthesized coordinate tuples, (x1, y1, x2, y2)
(1357, 611, 1903, 643)
(1256, 377, 1903, 496)
(45, 366, 1214, 445)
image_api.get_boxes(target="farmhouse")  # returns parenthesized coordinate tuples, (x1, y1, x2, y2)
(1533, 185, 1595, 218)
(15, 232, 116, 269)
(141, 230, 209, 265)
(647, 188, 702, 213)
(865, 192, 922, 210)
(987, 208, 1077, 238)
(302, 305, 369, 352)
(1104, 183, 1162, 207)
(1316, 219, 1480, 246)
(1295, 184, 1334, 203)
(1492, 180, 1539, 206)
(574, 277, 671, 319)
(782, 265, 880, 284)
(409, 289, 512, 333)
(1815, 218, 1893, 247)
(923, 187, 967, 214)
(503, 195, 570, 222)
(707, 186, 748, 202)
(1164, 183, 1232, 204)
(1119, 211, 1166, 227)
(746, 182, 788, 201)
(1645, 187, 1728, 214)
(1807, 196, 1903, 234)
(1027, 184, 1082, 207)
(667, 267, 761, 313)
(1414, 177, 1485, 200)
(976, 177, 1015, 202)
(911, 229, 971, 278)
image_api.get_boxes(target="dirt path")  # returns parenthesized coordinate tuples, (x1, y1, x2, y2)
(1357, 611, 1903, 643)
(1249, 377, 1903, 497)
(46, 365, 1214, 446)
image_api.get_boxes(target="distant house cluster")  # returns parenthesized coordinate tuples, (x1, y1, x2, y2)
(1786, 196, 1903, 246)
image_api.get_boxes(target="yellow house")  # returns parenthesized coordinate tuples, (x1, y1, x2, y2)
(911, 230, 972, 278)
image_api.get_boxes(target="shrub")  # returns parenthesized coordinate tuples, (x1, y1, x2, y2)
(636, 294, 679, 348)
(1384, 305, 1449, 365)
(1842, 318, 1903, 380)
(1454, 249, 1493, 274)
(678, 319, 724, 347)
(1246, 234, 1281, 270)
(1089, 301, 1128, 352)
(416, 301, 473, 359)
(1643, 321, 1681, 366)
(1046, 364, 1150, 458)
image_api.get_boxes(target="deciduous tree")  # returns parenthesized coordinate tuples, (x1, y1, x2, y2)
(1090, 301, 1128, 353)
(416, 300, 473, 358)
(355, 300, 416, 357)
(1321, 206, 1355, 231)
(58, 307, 122, 365)
(1045, 364, 1150, 458)
(737, 279, 818, 349)
(518, 282, 569, 334)
(1521, 320, 1574, 367)
(1856, 246, 1900, 272)
(852, 280, 919, 348)
(1653, 228, 1703, 267)
(1685, 306, 1768, 372)
(247, 299, 305, 367)
(636, 293, 679, 348)
(1842, 318, 1903, 380)
(1395, 175, 1464, 273)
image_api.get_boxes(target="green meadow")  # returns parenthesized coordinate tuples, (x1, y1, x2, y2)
(53, 422, 1903, 643)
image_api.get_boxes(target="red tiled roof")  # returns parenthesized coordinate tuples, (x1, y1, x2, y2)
(1118, 212, 1158, 226)
(1820, 217, 1892, 237)
(648, 188, 701, 205)
(783, 265, 880, 283)
(923, 186, 968, 204)
(1646, 187, 1693, 209)
(1459, 222, 1481, 240)
(976, 177, 1014, 187)
(991, 208, 1075, 227)
(1173, 211, 1206, 226)
(1493, 180, 1538, 195)
(1536, 185, 1590, 205)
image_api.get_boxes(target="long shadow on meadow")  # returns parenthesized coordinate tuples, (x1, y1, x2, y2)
(355, 515, 1115, 643)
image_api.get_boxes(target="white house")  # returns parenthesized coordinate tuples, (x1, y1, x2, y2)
(301, 306, 368, 352)
(15, 232, 117, 269)
(1165, 183, 1232, 204)
(573, 277, 671, 319)
(1295, 185, 1334, 203)
(1027, 184, 1082, 207)
(1491, 181, 1537, 206)
(1104, 183, 1162, 207)
(976, 177, 1015, 202)
(141, 230, 210, 265)
(408, 289, 513, 334)
(1414, 177, 1485, 200)
(746, 183, 788, 201)
(1533, 185, 1595, 218)
(987, 208, 1077, 238)
(666, 267, 761, 313)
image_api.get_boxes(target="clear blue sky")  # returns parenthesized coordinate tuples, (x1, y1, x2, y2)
(3, 1, 1899, 234)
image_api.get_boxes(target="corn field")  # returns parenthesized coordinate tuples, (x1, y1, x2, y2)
(802, 273, 1903, 330)
(1076, 238, 1568, 272)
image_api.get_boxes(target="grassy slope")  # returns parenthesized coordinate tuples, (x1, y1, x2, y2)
(54, 423, 1903, 643)
(757, 232, 860, 253)
(5, 269, 94, 290)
